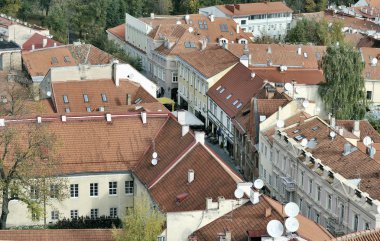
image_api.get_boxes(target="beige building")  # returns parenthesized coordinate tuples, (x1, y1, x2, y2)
(0, 39, 21, 71)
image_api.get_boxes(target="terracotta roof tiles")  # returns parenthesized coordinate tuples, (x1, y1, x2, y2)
(333, 229, 380, 241)
(253, 67, 325, 85)
(216, 2, 293, 17)
(22, 33, 62, 51)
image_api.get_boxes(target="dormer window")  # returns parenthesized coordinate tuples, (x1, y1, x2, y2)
(101, 93, 108, 102)
(86, 107, 91, 112)
(65, 107, 71, 113)
(83, 94, 89, 103)
(63, 95, 69, 103)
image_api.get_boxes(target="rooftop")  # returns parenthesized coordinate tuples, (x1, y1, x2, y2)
(22, 33, 62, 51)
(0, 39, 19, 49)
(177, 45, 239, 78)
(360, 47, 380, 80)
(333, 228, 380, 241)
(253, 67, 325, 85)
(215, 2, 293, 17)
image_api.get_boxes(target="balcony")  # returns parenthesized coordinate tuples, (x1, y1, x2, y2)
(281, 176, 296, 192)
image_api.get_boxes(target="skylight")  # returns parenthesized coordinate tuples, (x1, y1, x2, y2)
(219, 24, 228, 32)
(293, 129, 300, 134)
(219, 88, 225, 93)
(65, 107, 70, 113)
(226, 94, 232, 100)
(86, 107, 91, 112)
(63, 95, 69, 104)
(216, 86, 221, 91)
(101, 93, 108, 102)
(233, 100, 238, 106)
(184, 41, 196, 48)
(236, 103, 242, 109)
(135, 98, 142, 104)
(294, 135, 305, 141)
(51, 57, 58, 64)
(311, 126, 319, 131)
(64, 56, 71, 63)
(83, 94, 89, 103)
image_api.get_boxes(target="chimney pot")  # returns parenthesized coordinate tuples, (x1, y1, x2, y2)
(106, 113, 112, 122)
(0, 119, 5, 126)
(353, 120, 360, 138)
(42, 38, 48, 48)
(37, 116, 42, 124)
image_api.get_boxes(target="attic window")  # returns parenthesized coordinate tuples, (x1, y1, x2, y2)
(135, 97, 143, 104)
(101, 93, 108, 102)
(64, 56, 71, 63)
(233, 100, 239, 106)
(65, 107, 70, 113)
(219, 88, 225, 94)
(63, 95, 69, 103)
(86, 107, 91, 112)
(219, 24, 228, 32)
(236, 103, 242, 109)
(83, 94, 89, 103)
(226, 94, 232, 100)
(184, 41, 196, 48)
(51, 57, 58, 64)
(293, 129, 300, 134)
(216, 86, 221, 91)
(312, 126, 319, 131)
(294, 135, 305, 141)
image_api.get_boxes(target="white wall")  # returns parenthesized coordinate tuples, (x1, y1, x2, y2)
(8, 24, 49, 46)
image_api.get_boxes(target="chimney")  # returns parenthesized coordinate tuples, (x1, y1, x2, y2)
(177, 110, 186, 125)
(240, 55, 249, 67)
(265, 207, 272, 218)
(343, 142, 351, 156)
(353, 120, 360, 138)
(113, 60, 120, 87)
(338, 127, 344, 136)
(127, 93, 132, 105)
(267, 46, 272, 54)
(31, 44, 35, 50)
(209, 14, 215, 22)
(106, 113, 112, 122)
(42, 38, 48, 48)
(195, 131, 205, 145)
(141, 112, 147, 124)
(150, 13, 155, 19)
(37, 116, 42, 124)
(224, 229, 232, 241)
(251, 72, 256, 78)
(330, 116, 336, 129)
(236, 24, 240, 34)
(265, 88, 275, 99)
(297, 46, 302, 55)
(185, 14, 190, 24)
(188, 169, 195, 183)
(222, 41, 228, 50)
(53, 42, 57, 47)
(367, 146, 376, 158)
(182, 125, 190, 136)
(61, 115, 67, 122)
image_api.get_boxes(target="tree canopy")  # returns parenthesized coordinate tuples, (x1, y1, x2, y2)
(319, 43, 367, 120)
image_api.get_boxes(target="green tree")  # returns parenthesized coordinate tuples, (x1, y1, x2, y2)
(113, 196, 165, 241)
(305, 0, 316, 12)
(0, 0, 21, 16)
(39, 0, 52, 16)
(317, 0, 328, 11)
(319, 43, 367, 119)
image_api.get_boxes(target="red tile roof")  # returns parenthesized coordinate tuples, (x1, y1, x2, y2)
(207, 63, 265, 118)
(324, 11, 380, 33)
(107, 24, 125, 42)
(333, 229, 380, 241)
(253, 67, 325, 85)
(336, 120, 380, 143)
(192, 195, 333, 241)
(0, 229, 114, 241)
(149, 144, 241, 212)
(360, 47, 380, 80)
(216, 2, 293, 17)
(22, 33, 62, 51)
(51, 79, 157, 114)
(177, 46, 239, 78)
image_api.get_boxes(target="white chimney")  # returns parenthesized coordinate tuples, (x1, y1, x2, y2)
(0, 119, 5, 126)
(61, 115, 67, 122)
(42, 38, 48, 48)
(330, 116, 336, 129)
(353, 120, 360, 138)
(177, 110, 186, 125)
(150, 13, 155, 19)
(297, 47, 302, 55)
(209, 14, 215, 22)
(37, 116, 42, 124)
(106, 113, 112, 122)
(236, 24, 240, 33)
(195, 131, 205, 145)
(188, 169, 195, 183)
(53, 42, 57, 47)
(339, 127, 344, 136)
(31, 44, 35, 50)
(113, 60, 120, 87)
(185, 14, 190, 24)
(182, 125, 190, 136)
(141, 112, 147, 124)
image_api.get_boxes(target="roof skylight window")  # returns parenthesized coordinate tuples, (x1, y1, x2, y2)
(226, 94, 232, 100)
(51, 57, 58, 64)
(65, 107, 70, 113)
(294, 135, 305, 141)
(86, 107, 91, 112)
(101, 93, 108, 102)
(233, 100, 238, 106)
(83, 94, 89, 103)
(63, 95, 69, 104)
(219, 88, 225, 93)
(236, 103, 242, 109)
(312, 126, 319, 131)
(216, 86, 221, 91)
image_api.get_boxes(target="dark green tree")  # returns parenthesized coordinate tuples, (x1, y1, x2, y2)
(319, 43, 367, 119)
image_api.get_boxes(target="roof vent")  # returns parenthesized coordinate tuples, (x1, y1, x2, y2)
(188, 169, 195, 183)
(37, 116, 42, 124)
(106, 113, 112, 122)
(141, 112, 147, 124)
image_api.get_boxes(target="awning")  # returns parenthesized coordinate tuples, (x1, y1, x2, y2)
(172, 110, 204, 126)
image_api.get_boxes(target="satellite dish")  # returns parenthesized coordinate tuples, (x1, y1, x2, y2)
(46, 91, 51, 97)
(151, 158, 158, 166)
(302, 100, 309, 108)
(188, 27, 194, 33)
(152, 152, 158, 158)
(284, 202, 300, 218)
(330, 131, 337, 139)
(276, 120, 285, 129)
(285, 217, 300, 233)
(300, 138, 308, 147)
(284, 83, 292, 91)
(266, 220, 284, 238)
(363, 136, 373, 147)
(254, 179, 264, 190)
(234, 188, 244, 199)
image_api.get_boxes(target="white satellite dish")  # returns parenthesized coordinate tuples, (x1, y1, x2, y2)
(254, 179, 264, 190)
(284, 202, 300, 218)
(266, 220, 284, 238)
(234, 188, 244, 199)
(152, 152, 158, 159)
(330, 131, 336, 139)
(188, 27, 194, 33)
(363, 136, 373, 147)
(46, 91, 51, 97)
(284, 83, 292, 91)
(285, 217, 300, 233)
(276, 119, 285, 129)
(300, 138, 308, 147)
(151, 158, 158, 166)
(302, 100, 309, 108)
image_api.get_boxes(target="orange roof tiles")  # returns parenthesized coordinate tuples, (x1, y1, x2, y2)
(107, 23, 125, 41)
(324, 11, 380, 33)
(51, 79, 157, 114)
(333, 228, 380, 241)
(0, 229, 114, 241)
(22, 44, 115, 77)
(336, 120, 380, 143)
(149, 144, 240, 212)
(22, 33, 62, 51)
(253, 67, 325, 85)
(216, 2, 293, 17)
(361, 47, 380, 80)
(192, 195, 333, 241)
(177, 45, 239, 78)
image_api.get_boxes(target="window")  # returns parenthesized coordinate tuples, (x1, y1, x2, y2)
(367, 91, 372, 100)
(365, 222, 370, 230)
(317, 186, 321, 201)
(301, 171, 304, 187)
(158, 237, 165, 241)
(65, 107, 70, 113)
(101, 93, 108, 102)
(328, 194, 332, 209)
(241, 20, 246, 25)
(30, 186, 39, 199)
(226, 117, 231, 131)
(299, 198, 303, 211)
(125, 181, 134, 194)
(70, 210, 78, 219)
(339, 204, 345, 221)
(220, 110, 223, 120)
(307, 206, 312, 218)
(316, 213, 320, 224)
(90, 208, 98, 219)
(63, 95, 69, 103)
(50, 184, 58, 198)
(172, 72, 178, 83)
(109, 181, 117, 195)
(354, 214, 359, 231)
(86, 107, 91, 112)
(51, 210, 59, 220)
(70, 184, 78, 198)
(110, 207, 118, 218)
(83, 94, 89, 103)
(309, 179, 313, 194)
(90, 183, 98, 197)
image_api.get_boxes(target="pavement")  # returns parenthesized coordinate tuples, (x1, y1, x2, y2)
(205, 138, 240, 173)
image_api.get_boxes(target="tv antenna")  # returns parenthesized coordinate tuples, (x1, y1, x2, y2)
(266, 220, 284, 238)
(302, 100, 309, 108)
(284, 83, 292, 92)
(276, 119, 285, 129)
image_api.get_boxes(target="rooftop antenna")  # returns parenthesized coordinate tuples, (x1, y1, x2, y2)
(151, 140, 159, 166)
(266, 220, 284, 238)
(302, 100, 309, 109)
(330, 131, 337, 139)
(276, 119, 285, 129)
(284, 83, 292, 92)
(234, 188, 244, 199)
